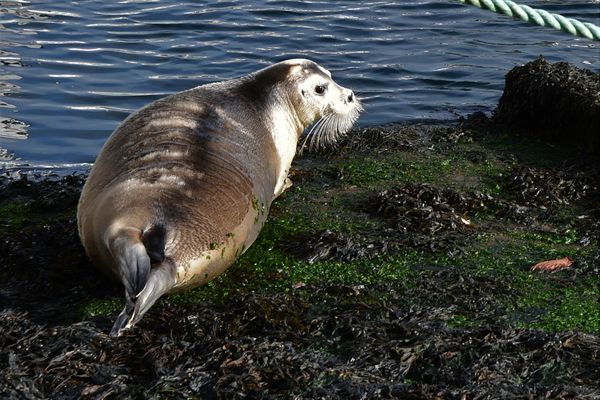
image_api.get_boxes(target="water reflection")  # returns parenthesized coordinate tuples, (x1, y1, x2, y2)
(0, 1, 49, 145)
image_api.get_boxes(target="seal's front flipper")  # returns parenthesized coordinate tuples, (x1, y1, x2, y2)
(274, 177, 293, 199)
(283, 177, 293, 191)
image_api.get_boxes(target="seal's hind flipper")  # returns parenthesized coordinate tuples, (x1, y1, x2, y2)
(107, 223, 175, 336)
(110, 292, 135, 336)
(107, 227, 151, 336)
(107, 227, 151, 298)
(126, 262, 176, 330)
(110, 261, 176, 336)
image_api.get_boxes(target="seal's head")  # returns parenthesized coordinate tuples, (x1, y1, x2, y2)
(276, 59, 363, 151)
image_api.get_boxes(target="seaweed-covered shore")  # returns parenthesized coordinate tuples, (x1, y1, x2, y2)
(2, 118, 599, 399)
(1, 59, 600, 399)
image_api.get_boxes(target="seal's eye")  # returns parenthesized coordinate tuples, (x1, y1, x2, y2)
(314, 84, 326, 95)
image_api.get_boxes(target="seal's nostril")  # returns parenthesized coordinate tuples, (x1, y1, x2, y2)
(347, 92, 354, 103)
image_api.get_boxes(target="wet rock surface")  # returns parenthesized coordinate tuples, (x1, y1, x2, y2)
(495, 56, 600, 154)
(0, 172, 85, 212)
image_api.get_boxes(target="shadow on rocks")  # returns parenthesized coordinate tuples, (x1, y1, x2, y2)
(0, 175, 118, 327)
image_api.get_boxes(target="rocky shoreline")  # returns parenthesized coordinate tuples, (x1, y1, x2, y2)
(1, 59, 599, 399)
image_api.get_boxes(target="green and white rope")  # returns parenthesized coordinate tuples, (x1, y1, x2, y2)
(459, 0, 600, 41)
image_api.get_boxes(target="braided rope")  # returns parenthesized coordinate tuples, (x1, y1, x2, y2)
(459, 0, 600, 41)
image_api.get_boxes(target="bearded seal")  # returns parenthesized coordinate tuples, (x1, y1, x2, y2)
(77, 59, 362, 336)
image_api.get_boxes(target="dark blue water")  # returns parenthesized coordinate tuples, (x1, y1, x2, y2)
(1, 0, 598, 171)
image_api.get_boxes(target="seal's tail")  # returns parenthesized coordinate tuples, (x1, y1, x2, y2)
(107, 223, 175, 336)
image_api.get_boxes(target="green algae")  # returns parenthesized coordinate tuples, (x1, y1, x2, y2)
(0, 203, 32, 229)
(80, 298, 121, 318)
(513, 280, 600, 334)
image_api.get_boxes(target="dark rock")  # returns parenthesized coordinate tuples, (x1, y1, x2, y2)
(495, 56, 600, 154)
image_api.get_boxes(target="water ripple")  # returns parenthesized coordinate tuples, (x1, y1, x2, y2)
(0, 0, 598, 169)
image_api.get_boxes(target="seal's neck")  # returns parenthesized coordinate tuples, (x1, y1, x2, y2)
(276, 88, 305, 135)
(268, 87, 305, 197)
(234, 71, 305, 196)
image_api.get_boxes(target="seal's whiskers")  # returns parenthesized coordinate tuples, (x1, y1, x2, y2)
(302, 98, 363, 152)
